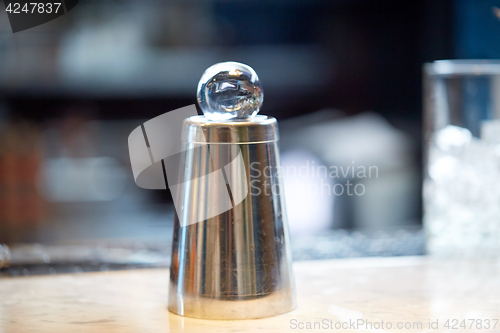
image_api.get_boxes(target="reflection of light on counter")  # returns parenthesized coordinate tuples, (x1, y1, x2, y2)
(38, 157, 126, 202)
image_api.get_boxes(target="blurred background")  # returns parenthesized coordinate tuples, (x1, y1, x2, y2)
(0, 0, 499, 275)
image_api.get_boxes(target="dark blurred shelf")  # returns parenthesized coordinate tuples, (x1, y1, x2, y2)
(0, 227, 425, 277)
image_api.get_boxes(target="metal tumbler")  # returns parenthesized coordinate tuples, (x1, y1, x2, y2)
(168, 62, 296, 319)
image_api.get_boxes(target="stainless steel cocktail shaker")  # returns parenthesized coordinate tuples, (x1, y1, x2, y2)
(168, 62, 296, 320)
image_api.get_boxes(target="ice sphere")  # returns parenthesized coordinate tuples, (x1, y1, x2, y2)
(197, 62, 263, 121)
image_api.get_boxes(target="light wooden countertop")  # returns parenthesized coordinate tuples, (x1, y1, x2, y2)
(0, 256, 499, 332)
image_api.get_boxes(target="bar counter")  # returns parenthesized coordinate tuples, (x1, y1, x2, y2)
(0, 256, 498, 332)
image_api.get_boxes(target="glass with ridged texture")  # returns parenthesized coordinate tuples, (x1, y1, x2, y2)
(424, 60, 500, 257)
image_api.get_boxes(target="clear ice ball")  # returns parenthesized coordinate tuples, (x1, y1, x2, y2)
(197, 62, 263, 121)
